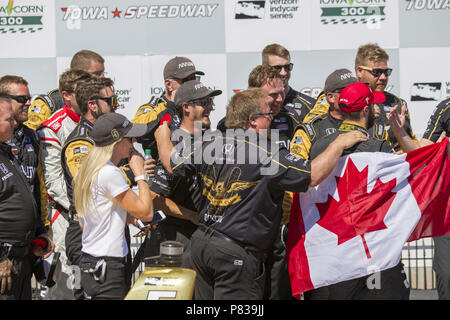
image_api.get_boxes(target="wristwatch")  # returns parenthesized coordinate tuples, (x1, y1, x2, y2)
(134, 174, 149, 182)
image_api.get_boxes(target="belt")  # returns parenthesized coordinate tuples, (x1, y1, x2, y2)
(81, 252, 125, 263)
(1, 242, 30, 258)
(198, 225, 267, 254)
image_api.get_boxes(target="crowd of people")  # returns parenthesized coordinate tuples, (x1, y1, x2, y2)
(0, 43, 448, 300)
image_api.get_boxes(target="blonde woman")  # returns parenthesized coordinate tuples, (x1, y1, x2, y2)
(73, 113, 153, 300)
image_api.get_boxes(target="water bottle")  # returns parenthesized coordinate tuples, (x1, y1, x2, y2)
(144, 148, 152, 161)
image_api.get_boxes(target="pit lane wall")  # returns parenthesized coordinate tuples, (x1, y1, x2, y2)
(0, 0, 449, 137)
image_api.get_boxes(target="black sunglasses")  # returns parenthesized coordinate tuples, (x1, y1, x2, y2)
(254, 111, 274, 118)
(272, 63, 294, 72)
(189, 97, 214, 108)
(360, 66, 392, 77)
(93, 95, 118, 109)
(3, 94, 31, 104)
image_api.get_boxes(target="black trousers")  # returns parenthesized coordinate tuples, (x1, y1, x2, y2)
(433, 234, 450, 300)
(190, 228, 266, 300)
(0, 254, 32, 300)
(80, 253, 128, 300)
(66, 222, 132, 299)
(304, 262, 410, 300)
(264, 224, 292, 300)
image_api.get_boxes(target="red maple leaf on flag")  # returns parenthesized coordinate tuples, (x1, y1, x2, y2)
(315, 158, 397, 259)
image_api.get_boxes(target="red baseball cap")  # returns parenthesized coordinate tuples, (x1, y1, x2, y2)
(338, 82, 385, 113)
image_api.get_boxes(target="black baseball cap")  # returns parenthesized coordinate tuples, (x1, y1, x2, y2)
(324, 69, 357, 93)
(92, 113, 147, 146)
(163, 56, 205, 80)
(174, 80, 222, 106)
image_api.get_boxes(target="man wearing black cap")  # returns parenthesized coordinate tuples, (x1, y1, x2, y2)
(272, 69, 357, 300)
(144, 80, 221, 268)
(290, 69, 357, 160)
(132, 56, 204, 160)
(307, 82, 410, 300)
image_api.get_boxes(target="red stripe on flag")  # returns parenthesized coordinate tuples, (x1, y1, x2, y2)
(406, 138, 450, 241)
(286, 192, 314, 298)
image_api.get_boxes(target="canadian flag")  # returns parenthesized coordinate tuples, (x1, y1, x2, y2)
(286, 138, 450, 299)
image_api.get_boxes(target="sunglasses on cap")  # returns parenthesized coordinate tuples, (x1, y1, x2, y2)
(189, 97, 214, 108)
(359, 66, 392, 77)
(3, 94, 31, 104)
(93, 95, 118, 110)
(272, 63, 294, 72)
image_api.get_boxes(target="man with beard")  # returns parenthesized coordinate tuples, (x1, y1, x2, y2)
(132, 56, 204, 160)
(355, 43, 416, 152)
(61, 77, 119, 298)
(143, 80, 222, 268)
(262, 43, 315, 123)
(307, 82, 410, 300)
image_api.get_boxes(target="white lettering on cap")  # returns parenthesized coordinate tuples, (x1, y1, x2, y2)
(194, 83, 206, 90)
(122, 120, 130, 128)
(178, 62, 194, 69)
(340, 72, 353, 80)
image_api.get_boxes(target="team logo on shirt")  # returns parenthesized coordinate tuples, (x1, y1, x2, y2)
(0, 163, 13, 181)
(201, 166, 259, 223)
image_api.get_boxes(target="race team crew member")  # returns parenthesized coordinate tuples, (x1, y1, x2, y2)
(307, 82, 409, 300)
(154, 88, 367, 300)
(145, 80, 221, 267)
(262, 43, 315, 123)
(37, 69, 92, 300)
(282, 69, 358, 260)
(0, 97, 53, 300)
(25, 50, 105, 131)
(0, 75, 49, 230)
(246, 64, 306, 299)
(422, 97, 450, 143)
(132, 56, 204, 160)
(355, 43, 416, 151)
(289, 69, 357, 160)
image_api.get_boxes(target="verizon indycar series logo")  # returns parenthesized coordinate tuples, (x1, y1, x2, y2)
(235, 0, 300, 20)
(319, 0, 386, 26)
(0, 0, 45, 34)
(410, 82, 450, 101)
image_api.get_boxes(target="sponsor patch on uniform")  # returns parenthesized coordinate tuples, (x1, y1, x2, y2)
(25, 144, 34, 152)
(139, 108, 152, 114)
(0, 164, 13, 181)
(74, 146, 89, 154)
(285, 153, 301, 162)
(31, 106, 41, 113)
(276, 124, 289, 130)
(294, 136, 302, 144)
(234, 260, 243, 266)
(51, 122, 61, 131)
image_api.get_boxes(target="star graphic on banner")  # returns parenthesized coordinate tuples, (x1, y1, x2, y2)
(112, 8, 121, 18)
